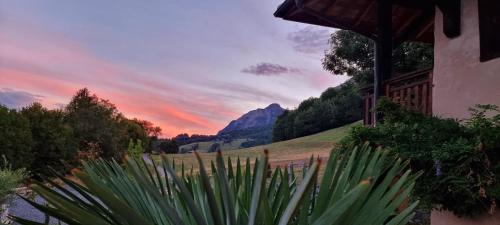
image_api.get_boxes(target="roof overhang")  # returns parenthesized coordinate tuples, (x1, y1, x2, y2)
(274, 0, 435, 44)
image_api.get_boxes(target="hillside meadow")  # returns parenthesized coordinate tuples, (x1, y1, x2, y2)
(156, 121, 360, 173)
(178, 138, 249, 153)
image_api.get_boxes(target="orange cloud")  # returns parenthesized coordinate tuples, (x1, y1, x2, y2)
(0, 20, 237, 137)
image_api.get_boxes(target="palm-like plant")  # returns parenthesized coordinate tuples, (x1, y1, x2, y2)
(12, 144, 420, 225)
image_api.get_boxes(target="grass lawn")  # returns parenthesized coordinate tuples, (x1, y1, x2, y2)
(155, 121, 360, 172)
(178, 138, 248, 153)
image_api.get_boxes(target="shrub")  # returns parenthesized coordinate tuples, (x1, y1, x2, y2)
(14, 145, 419, 225)
(127, 139, 144, 158)
(156, 139, 178, 154)
(339, 98, 500, 217)
(208, 142, 220, 152)
(0, 156, 27, 203)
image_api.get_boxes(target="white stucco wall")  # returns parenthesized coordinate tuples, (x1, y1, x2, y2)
(432, 1, 500, 224)
(433, 0, 500, 119)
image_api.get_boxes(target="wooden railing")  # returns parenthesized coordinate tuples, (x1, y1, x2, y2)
(362, 68, 433, 126)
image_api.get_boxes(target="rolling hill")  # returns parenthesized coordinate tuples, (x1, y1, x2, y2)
(162, 121, 360, 170)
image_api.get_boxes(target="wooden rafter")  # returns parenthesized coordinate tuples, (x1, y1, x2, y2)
(415, 19, 434, 40)
(275, 0, 436, 43)
(394, 9, 434, 45)
(320, 0, 339, 13)
(392, 0, 434, 10)
(294, 0, 377, 39)
(353, 1, 376, 27)
(395, 10, 421, 35)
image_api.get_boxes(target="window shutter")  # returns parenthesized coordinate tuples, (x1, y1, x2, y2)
(479, 0, 500, 62)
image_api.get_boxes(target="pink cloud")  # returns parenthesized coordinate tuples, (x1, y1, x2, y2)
(304, 72, 348, 90)
(0, 20, 238, 137)
(0, 18, 344, 137)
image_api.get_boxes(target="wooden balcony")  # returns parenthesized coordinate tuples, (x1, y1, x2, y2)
(362, 68, 433, 126)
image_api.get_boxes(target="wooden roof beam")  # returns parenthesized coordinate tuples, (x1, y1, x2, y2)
(395, 10, 421, 34)
(392, 0, 434, 10)
(415, 19, 434, 40)
(294, 0, 377, 39)
(320, 0, 339, 13)
(353, 1, 376, 27)
(393, 10, 434, 45)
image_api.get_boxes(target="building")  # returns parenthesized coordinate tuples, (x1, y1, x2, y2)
(275, 0, 500, 125)
(275, 0, 500, 224)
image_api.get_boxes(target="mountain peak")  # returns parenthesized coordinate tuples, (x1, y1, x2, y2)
(217, 103, 284, 136)
(265, 103, 282, 110)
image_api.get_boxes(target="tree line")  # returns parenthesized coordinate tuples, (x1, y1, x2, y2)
(272, 81, 362, 141)
(0, 88, 175, 176)
(173, 133, 217, 146)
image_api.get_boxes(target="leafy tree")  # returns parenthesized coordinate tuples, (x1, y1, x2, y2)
(272, 111, 288, 142)
(322, 30, 433, 86)
(117, 118, 149, 152)
(0, 105, 34, 169)
(133, 119, 162, 152)
(293, 102, 322, 137)
(273, 81, 362, 141)
(157, 139, 179, 154)
(65, 88, 124, 160)
(297, 97, 318, 112)
(324, 81, 364, 126)
(21, 103, 77, 174)
(0, 88, 160, 176)
(174, 133, 217, 146)
(133, 119, 162, 138)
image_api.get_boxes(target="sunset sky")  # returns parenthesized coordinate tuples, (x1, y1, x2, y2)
(0, 0, 347, 137)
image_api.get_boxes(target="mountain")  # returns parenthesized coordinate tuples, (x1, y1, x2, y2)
(218, 103, 284, 134)
(177, 104, 285, 153)
(216, 103, 284, 147)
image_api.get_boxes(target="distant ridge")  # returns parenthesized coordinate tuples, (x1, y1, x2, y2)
(177, 104, 285, 153)
(218, 103, 284, 135)
(216, 103, 284, 147)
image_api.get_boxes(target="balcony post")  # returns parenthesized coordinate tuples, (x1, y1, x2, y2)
(373, 0, 393, 125)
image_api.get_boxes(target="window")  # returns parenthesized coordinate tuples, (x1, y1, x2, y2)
(479, 0, 500, 62)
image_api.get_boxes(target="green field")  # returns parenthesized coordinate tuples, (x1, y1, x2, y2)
(178, 138, 249, 153)
(159, 121, 360, 171)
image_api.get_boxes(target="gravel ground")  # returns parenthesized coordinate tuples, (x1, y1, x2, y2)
(8, 195, 52, 223)
(5, 189, 69, 224)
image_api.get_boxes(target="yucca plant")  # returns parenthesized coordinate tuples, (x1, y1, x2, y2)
(12, 144, 420, 225)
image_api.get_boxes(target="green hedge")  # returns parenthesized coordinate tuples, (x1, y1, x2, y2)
(339, 98, 500, 217)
